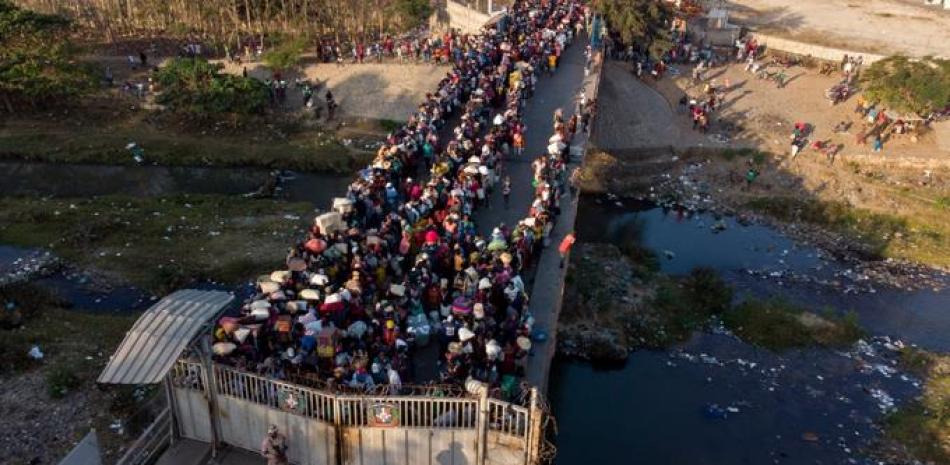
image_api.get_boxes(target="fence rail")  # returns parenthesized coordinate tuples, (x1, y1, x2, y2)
(171, 359, 531, 440)
(115, 407, 172, 465)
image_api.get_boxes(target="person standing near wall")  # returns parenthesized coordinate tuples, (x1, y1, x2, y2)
(261, 425, 289, 465)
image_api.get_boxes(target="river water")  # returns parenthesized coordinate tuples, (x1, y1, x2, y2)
(550, 195, 949, 465)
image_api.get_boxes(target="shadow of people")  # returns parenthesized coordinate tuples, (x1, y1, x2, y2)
(435, 441, 470, 465)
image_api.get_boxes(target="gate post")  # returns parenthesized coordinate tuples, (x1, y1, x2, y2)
(476, 387, 489, 465)
(526, 388, 543, 465)
(200, 338, 222, 458)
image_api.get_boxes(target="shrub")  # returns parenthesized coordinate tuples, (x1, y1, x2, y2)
(860, 56, 950, 116)
(723, 298, 864, 350)
(155, 57, 269, 114)
(46, 363, 81, 398)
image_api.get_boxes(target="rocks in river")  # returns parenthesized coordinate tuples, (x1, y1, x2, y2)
(0, 250, 60, 287)
(557, 324, 628, 362)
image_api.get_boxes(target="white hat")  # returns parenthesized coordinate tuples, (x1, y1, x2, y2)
(270, 270, 290, 283)
(459, 327, 475, 342)
(310, 274, 329, 286)
(517, 336, 532, 351)
(300, 289, 320, 300)
(478, 277, 492, 290)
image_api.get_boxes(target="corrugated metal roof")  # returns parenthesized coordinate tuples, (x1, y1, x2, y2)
(98, 289, 234, 384)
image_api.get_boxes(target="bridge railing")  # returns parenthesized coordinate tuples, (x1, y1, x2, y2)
(171, 359, 533, 441)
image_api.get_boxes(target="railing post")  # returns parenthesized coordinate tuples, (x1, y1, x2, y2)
(476, 387, 490, 465)
(526, 388, 543, 465)
(200, 338, 222, 458)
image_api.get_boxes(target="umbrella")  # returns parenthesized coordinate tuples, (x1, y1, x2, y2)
(347, 321, 369, 338)
(212, 342, 237, 355)
(287, 257, 307, 272)
(304, 238, 327, 254)
(451, 297, 472, 315)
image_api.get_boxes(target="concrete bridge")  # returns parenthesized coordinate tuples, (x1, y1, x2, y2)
(60, 6, 605, 465)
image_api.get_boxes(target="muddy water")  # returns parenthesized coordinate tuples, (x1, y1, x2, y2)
(0, 162, 351, 311)
(551, 195, 949, 465)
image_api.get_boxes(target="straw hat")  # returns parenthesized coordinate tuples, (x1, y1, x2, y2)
(212, 342, 237, 355)
(259, 280, 281, 294)
(300, 289, 320, 301)
(270, 270, 291, 283)
(516, 336, 532, 351)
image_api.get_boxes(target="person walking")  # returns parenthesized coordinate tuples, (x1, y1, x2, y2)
(558, 232, 576, 268)
(502, 176, 512, 208)
(261, 425, 289, 465)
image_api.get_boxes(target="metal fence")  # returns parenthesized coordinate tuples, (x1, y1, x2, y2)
(171, 359, 533, 441)
(115, 408, 172, 465)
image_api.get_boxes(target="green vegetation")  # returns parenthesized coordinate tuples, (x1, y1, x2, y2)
(719, 147, 767, 164)
(0, 118, 368, 172)
(646, 267, 733, 344)
(590, 0, 672, 56)
(0, 0, 95, 111)
(937, 196, 950, 211)
(860, 56, 950, 116)
(155, 57, 269, 115)
(46, 363, 81, 398)
(390, 0, 434, 28)
(263, 37, 307, 73)
(0, 195, 314, 293)
(722, 298, 864, 350)
(885, 348, 950, 464)
(745, 196, 949, 265)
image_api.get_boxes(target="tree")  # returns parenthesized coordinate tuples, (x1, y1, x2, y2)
(389, 0, 433, 29)
(263, 37, 307, 74)
(860, 56, 950, 116)
(154, 57, 269, 115)
(590, 0, 670, 47)
(0, 0, 94, 112)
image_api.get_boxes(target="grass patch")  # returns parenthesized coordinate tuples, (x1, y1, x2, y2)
(723, 298, 864, 350)
(647, 267, 733, 344)
(0, 117, 371, 173)
(745, 196, 950, 265)
(719, 148, 768, 164)
(0, 194, 313, 293)
(0, 284, 136, 375)
(937, 197, 950, 211)
(379, 119, 404, 133)
(884, 349, 950, 464)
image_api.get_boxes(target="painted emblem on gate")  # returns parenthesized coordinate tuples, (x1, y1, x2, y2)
(368, 403, 400, 427)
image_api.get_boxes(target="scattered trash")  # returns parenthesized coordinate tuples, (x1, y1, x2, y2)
(28, 345, 44, 360)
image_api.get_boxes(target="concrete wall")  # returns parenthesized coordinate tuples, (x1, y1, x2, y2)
(342, 427, 478, 465)
(753, 33, 887, 64)
(432, 0, 497, 35)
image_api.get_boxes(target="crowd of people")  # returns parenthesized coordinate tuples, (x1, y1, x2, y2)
(209, 0, 590, 402)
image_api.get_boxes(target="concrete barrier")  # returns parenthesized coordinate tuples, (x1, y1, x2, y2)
(752, 33, 888, 64)
(432, 0, 500, 34)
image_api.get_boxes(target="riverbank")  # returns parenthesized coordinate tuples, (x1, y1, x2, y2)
(0, 194, 314, 294)
(0, 284, 143, 465)
(0, 102, 377, 173)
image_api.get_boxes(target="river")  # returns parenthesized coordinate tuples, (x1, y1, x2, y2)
(550, 195, 949, 465)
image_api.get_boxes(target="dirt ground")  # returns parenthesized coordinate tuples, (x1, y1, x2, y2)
(724, 0, 950, 57)
(217, 58, 449, 122)
(590, 61, 950, 267)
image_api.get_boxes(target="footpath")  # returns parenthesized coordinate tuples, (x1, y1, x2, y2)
(473, 37, 605, 392)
